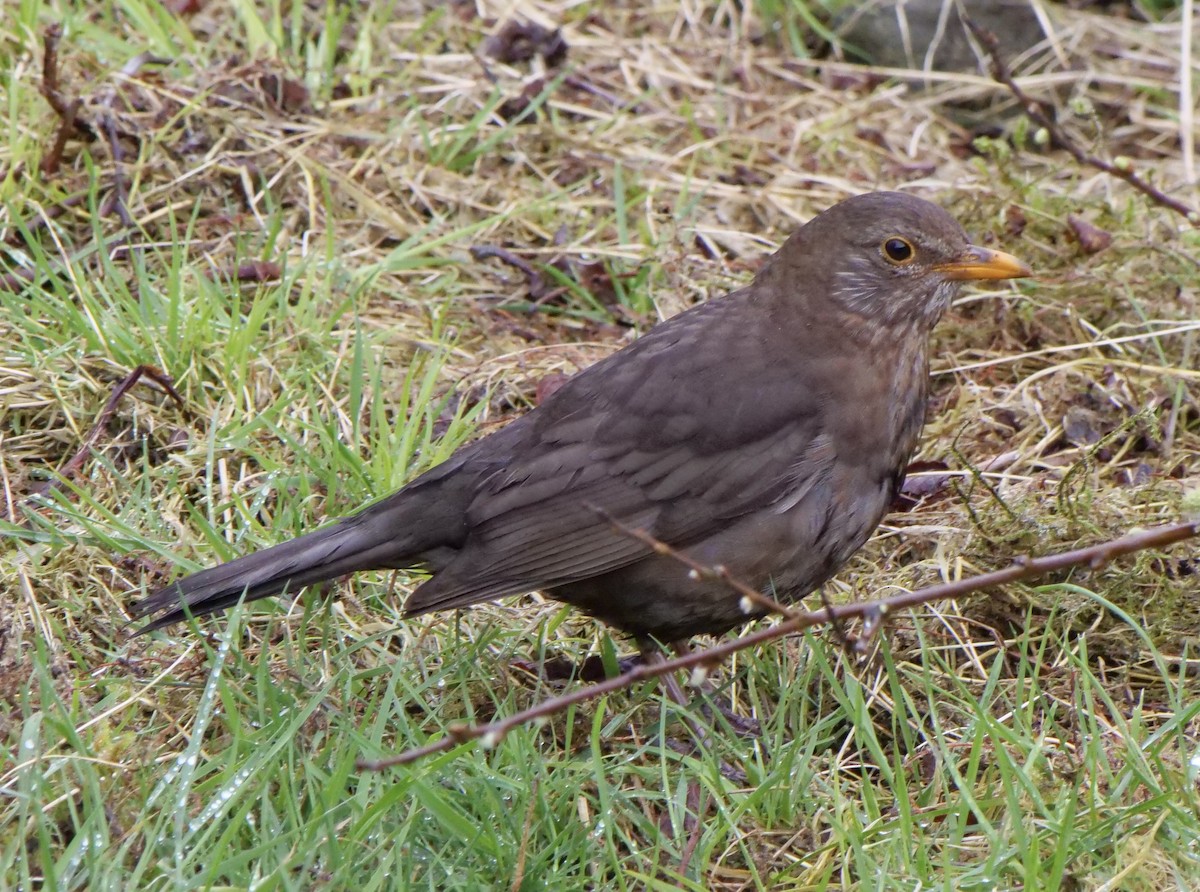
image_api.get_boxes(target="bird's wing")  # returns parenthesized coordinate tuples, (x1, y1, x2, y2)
(403, 294, 833, 615)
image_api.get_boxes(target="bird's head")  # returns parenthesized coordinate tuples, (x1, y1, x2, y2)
(766, 191, 1031, 333)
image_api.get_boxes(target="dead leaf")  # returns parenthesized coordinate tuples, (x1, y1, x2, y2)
(484, 20, 568, 67)
(1067, 213, 1112, 254)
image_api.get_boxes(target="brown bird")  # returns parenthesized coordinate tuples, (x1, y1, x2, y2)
(129, 192, 1029, 643)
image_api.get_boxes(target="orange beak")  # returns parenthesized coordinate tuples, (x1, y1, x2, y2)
(934, 245, 1032, 281)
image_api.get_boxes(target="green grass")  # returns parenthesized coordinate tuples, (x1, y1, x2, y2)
(3, 1, 1200, 889)
(7, 597, 1199, 888)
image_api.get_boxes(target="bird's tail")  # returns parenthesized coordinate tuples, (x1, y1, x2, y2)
(128, 495, 439, 635)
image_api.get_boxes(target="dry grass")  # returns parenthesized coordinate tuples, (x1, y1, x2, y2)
(2, 1, 1200, 889)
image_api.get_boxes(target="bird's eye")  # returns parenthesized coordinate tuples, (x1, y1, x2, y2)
(882, 237, 915, 264)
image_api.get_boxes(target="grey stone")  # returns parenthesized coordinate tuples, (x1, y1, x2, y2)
(836, 0, 1048, 72)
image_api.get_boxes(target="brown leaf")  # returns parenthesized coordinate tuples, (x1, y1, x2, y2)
(483, 20, 568, 67)
(1118, 463, 1154, 487)
(498, 77, 551, 122)
(574, 259, 619, 307)
(718, 164, 768, 187)
(1004, 204, 1027, 238)
(535, 373, 569, 405)
(1062, 405, 1103, 447)
(1066, 213, 1112, 254)
(216, 62, 311, 114)
(895, 451, 1020, 508)
(898, 461, 952, 502)
(208, 260, 282, 283)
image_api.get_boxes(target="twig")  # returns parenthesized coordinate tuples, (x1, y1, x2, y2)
(965, 17, 1200, 224)
(37, 24, 143, 240)
(1182, 0, 1195, 185)
(38, 24, 93, 176)
(40, 95, 82, 176)
(7, 365, 186, 522)
(3, 192, 90, 247)
(100, 115, 134, 229)
(471, 244, 547, 298)
(0, 269, 37, 292)
(357, 519, 1199, 770)
(40, 25, 75, 119)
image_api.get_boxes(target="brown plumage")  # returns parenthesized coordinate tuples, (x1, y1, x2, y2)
(129, 192, 1029, 641)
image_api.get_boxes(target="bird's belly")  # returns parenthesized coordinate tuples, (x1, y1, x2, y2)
(550, 471, 891, 641)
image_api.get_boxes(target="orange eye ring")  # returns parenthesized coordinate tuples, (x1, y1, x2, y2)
(882, 237, 915, 264)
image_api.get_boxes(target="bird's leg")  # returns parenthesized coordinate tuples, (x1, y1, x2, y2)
(669, 639, 761, 739)
(639, 638, 749, 785)
(817, 585, 854, 652)
(636, 638, 702, 729)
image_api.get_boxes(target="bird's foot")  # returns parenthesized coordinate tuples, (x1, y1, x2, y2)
(509, 651, 642, 684)
(697, 699, 761, 738)
(663, 737, 749, 785)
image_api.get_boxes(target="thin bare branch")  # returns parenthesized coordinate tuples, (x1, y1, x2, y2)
(965, 17, 1199, 224)
(38, 24, 95, 176)
(357, 519, 1199, 770)
(7, 365, 186, 523)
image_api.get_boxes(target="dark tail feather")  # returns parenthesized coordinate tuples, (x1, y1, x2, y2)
(128, 497, 439, 635)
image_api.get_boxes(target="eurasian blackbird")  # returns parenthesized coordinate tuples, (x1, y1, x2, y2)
(130, 192, 1029, 641)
